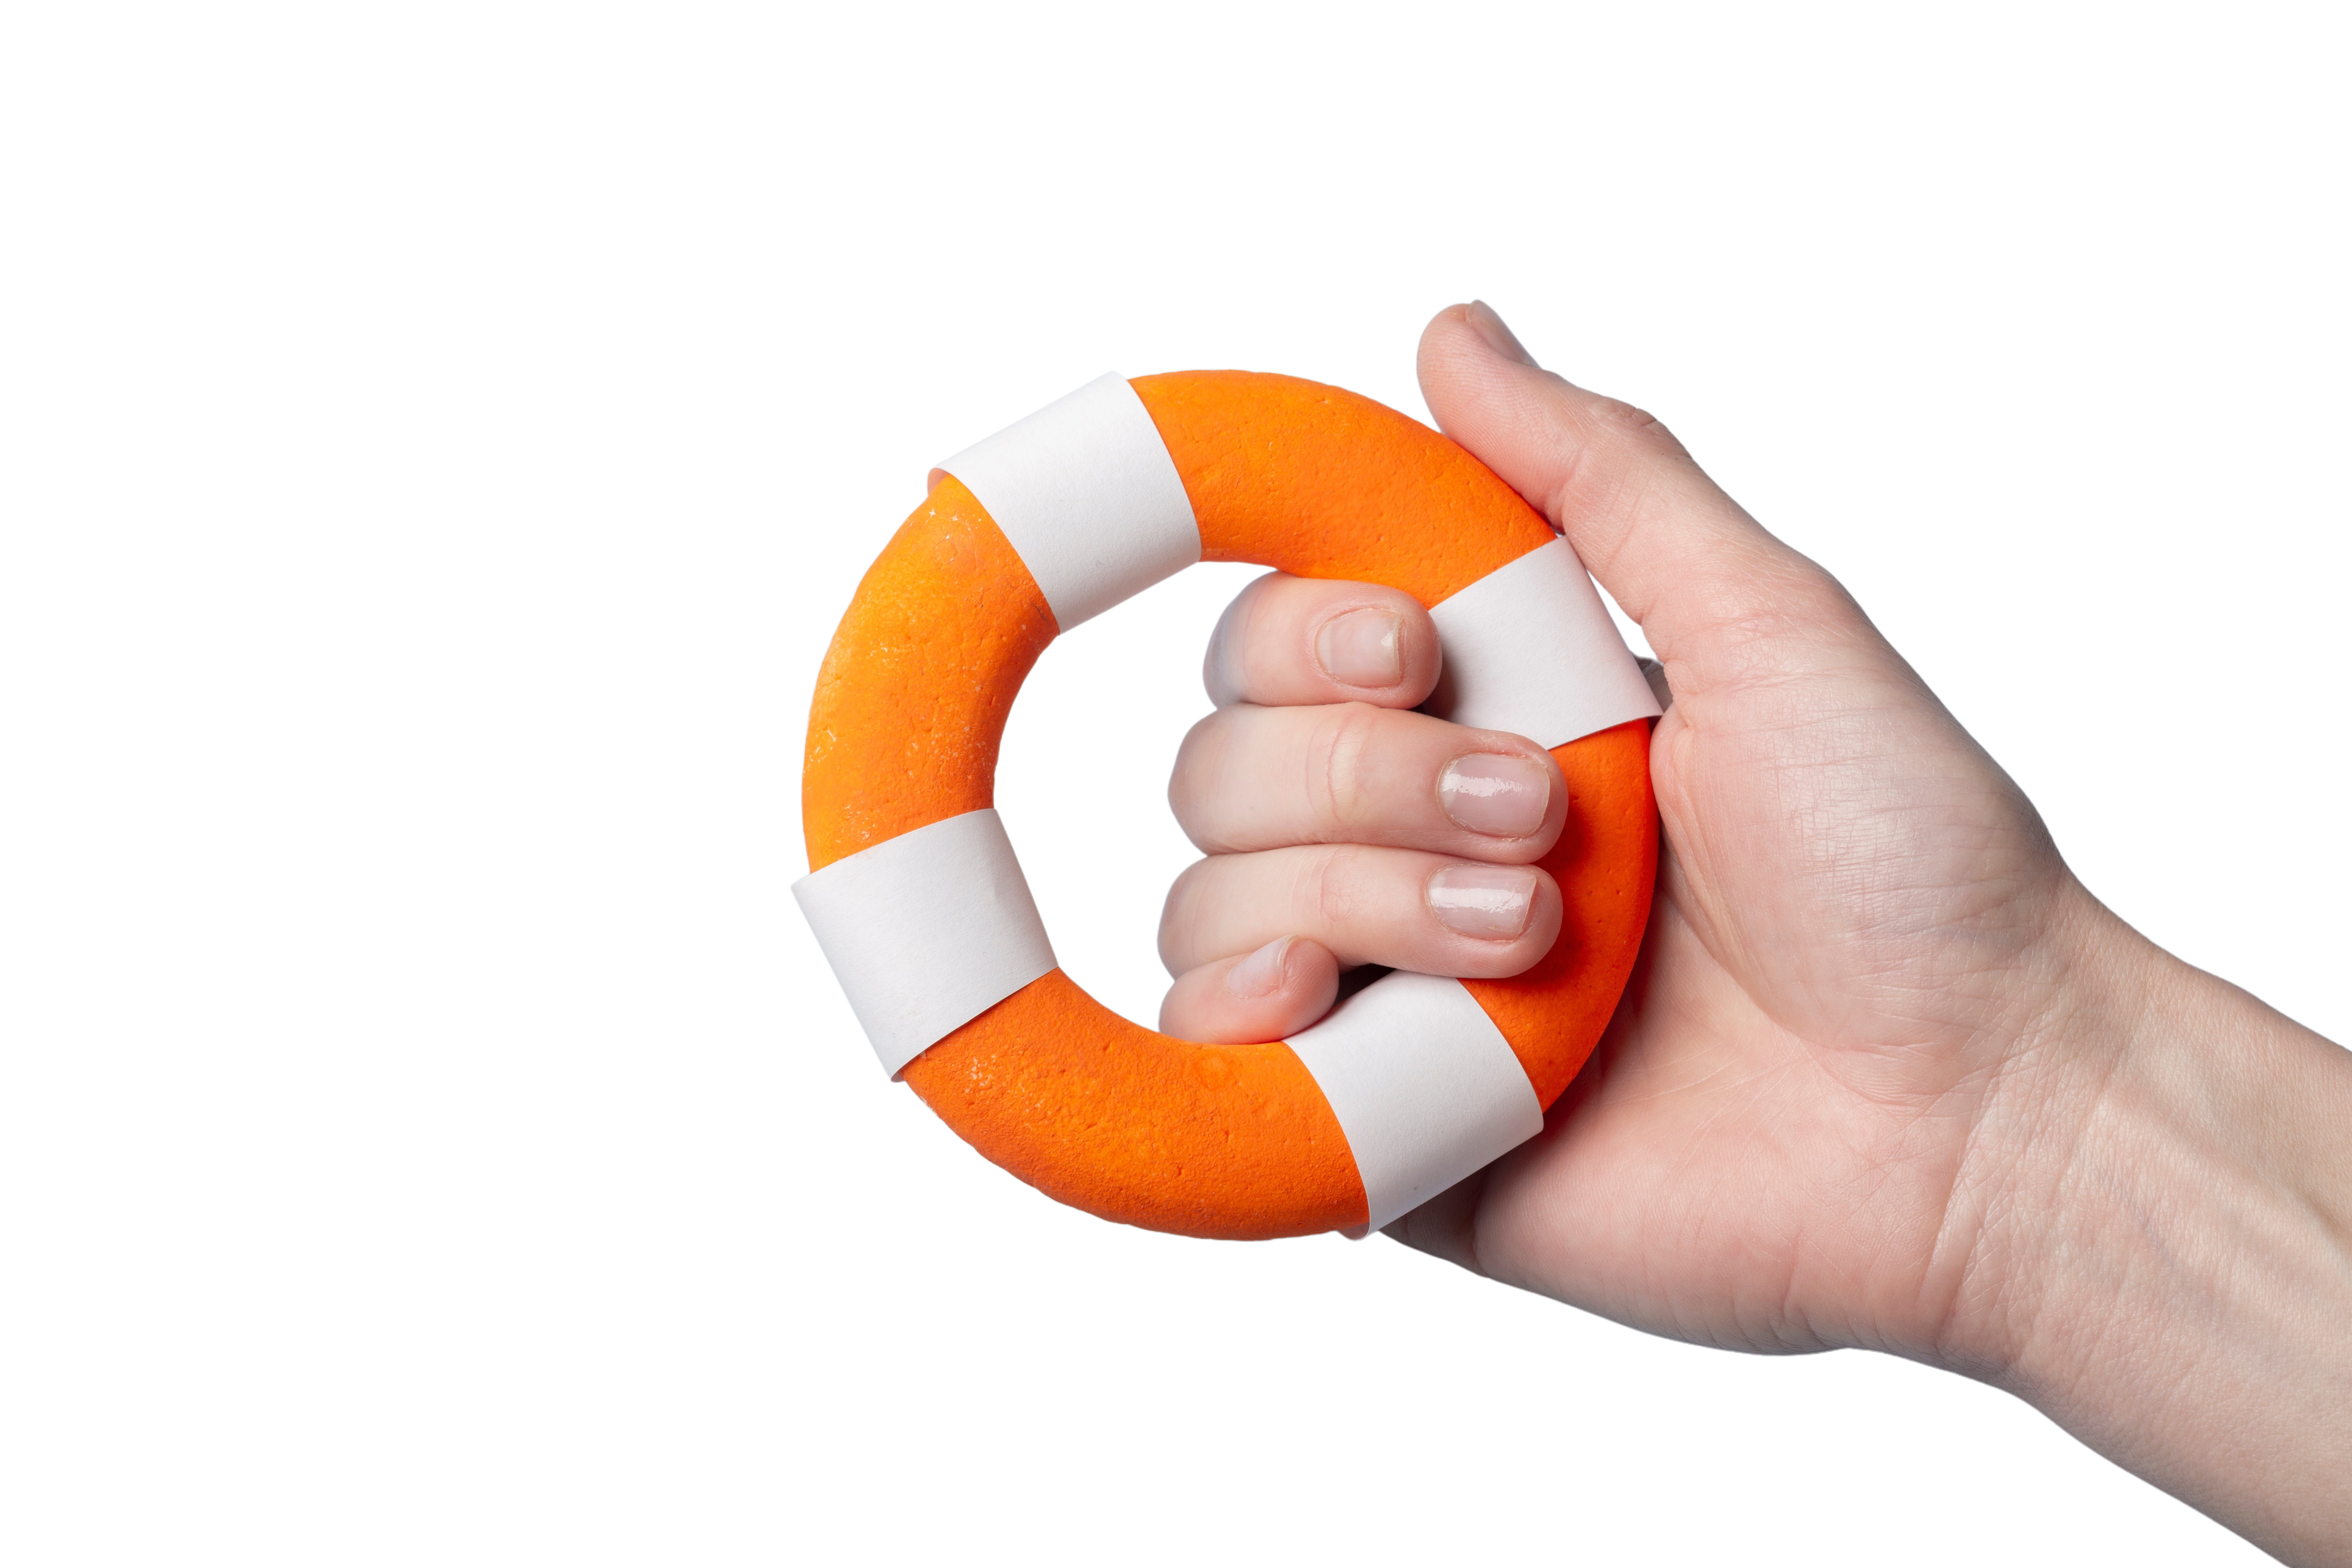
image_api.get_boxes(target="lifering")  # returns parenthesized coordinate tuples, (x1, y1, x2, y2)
(796, 370, 1660, 1240)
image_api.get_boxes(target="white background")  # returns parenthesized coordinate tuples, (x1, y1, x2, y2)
(2, 3, 2345, 1564)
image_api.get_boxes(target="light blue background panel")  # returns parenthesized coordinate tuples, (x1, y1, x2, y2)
(795, 301, 2333, 1561)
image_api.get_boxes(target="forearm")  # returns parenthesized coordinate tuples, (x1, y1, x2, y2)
(1963, 890, 2352, 1564)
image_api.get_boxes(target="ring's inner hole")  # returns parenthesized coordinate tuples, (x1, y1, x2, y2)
(993, 560, 1265, 1031)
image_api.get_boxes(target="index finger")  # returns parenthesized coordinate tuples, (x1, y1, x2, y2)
(1203, 572, 1442, 710)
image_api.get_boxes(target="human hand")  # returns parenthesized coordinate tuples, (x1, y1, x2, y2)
(1159, 303, 2352, 1562)
(1163, 298, 2072, 1357)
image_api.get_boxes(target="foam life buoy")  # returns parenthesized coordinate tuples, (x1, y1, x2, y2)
(795, 371, 1661, 1240)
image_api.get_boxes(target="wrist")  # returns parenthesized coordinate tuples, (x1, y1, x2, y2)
(1926, 880, 2163, 1376)
(1939, 879, 2352, 1560)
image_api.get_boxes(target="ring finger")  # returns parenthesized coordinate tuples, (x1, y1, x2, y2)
(1158, 844, 1562, 980)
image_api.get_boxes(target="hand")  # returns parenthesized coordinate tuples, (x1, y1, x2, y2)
(1165, 299, 2080, 1356)
(1159, 303, 2352, 1564)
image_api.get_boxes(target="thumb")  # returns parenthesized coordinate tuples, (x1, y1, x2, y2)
(1417, 302, 1861, 686)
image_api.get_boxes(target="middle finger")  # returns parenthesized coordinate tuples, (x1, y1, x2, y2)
(1169, 702, 1566, 861)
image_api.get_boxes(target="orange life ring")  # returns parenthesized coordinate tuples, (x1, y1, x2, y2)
(799, 370, 1658, 1240)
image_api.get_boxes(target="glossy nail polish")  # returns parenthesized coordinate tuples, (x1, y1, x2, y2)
(1427, 864, 1537, 940)
(1316, 608, 1403, 689)
(1439, 753, 1550, 839)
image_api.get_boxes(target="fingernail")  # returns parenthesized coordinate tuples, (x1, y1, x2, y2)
(1428, 865, 1537, 940)
(1316, 608, 1403, 689)
(1439, 752, 1551, 838)
(1465, 300, 1537, 366)
(1225, 938, 1294, 999)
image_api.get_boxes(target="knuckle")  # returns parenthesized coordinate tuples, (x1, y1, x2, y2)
(1304, 844, 1365, 933)
(1205, 572, 1281, 704)
(1586, 394, 1690, 461)
(1157, 859, 1209, 964)
(1534, 390, 1691, 546)
(1165, 713, 1225, 840)
(1305, 702, 1382, 834)
(1698, 555, 1873, 675)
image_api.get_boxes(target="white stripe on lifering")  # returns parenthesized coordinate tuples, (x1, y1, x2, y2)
(931, 372, 1202, 632)
(1283, 971, 1547, 1234)
(792, 808, 1055, 1078)
(1424, 537, 1663, 748)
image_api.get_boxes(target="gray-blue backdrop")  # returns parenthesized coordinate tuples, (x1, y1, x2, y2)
(790, 297, 2333, 1568)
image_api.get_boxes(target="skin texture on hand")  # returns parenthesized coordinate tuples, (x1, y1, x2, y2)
(1157, 303, 2352, 1564)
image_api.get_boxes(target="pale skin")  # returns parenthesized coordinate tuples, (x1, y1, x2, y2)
(1157, 303, 2352, 1564)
